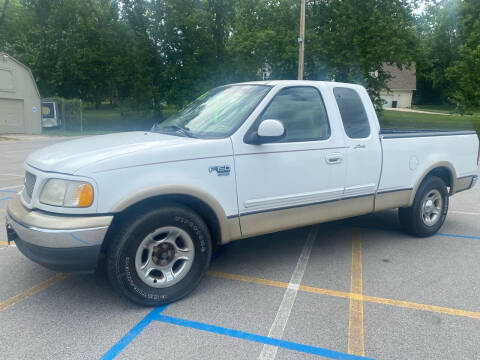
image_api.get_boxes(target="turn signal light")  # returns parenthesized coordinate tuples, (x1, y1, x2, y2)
(78, 184, 94, 207)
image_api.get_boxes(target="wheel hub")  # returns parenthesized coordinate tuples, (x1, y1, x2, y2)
(424, 199, 434, 213)
(134, 226, 195, 289)
(421, 189, 443, 227)
(152, 243, 175, 266)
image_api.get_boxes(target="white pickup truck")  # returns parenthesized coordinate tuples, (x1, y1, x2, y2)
(6, 81, 479, 306)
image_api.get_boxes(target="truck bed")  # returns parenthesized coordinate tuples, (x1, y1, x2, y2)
(378, 128, 478, 200)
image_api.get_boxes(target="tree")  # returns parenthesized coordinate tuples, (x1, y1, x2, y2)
(446, 0, 480, 112)
(1, 0, 420, 114)
(306, 0, 418, 111)
(415, 0, 461, 104)
(228, 0, 299, 81)
(0, 0, 9, 27)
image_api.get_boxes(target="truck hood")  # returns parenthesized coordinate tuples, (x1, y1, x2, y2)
(26, 132, 232, 175)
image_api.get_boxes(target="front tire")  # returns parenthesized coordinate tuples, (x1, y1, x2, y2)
(399, 175, 449, 237)
(107, 203, 212, 306)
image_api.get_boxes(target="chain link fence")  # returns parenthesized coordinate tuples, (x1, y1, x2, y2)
(41, 98, 171, 134)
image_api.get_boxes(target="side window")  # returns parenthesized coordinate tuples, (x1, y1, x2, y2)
(257, 86, 330, 142)
(333, 87, 370, 138)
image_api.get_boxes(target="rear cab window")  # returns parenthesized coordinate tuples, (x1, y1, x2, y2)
(333, 87, 370, 138)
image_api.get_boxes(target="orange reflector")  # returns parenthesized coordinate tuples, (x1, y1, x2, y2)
(78, 184, 93, 207)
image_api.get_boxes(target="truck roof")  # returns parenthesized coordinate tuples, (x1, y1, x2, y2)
(231, 80, 364, 89)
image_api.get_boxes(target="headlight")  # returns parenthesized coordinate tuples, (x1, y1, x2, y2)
(40, 179, 94, 207)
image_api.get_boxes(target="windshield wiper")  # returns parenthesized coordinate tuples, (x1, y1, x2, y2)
(153, 125, 197, 138)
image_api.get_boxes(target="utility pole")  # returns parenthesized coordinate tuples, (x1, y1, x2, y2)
(79, 99, 83, 134)
(297, 0, 306, 80)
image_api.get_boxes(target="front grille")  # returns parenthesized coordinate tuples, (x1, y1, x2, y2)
(23, 171, 37, 202)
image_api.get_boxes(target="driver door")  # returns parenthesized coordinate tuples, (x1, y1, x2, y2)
(232, 85, 347, 237)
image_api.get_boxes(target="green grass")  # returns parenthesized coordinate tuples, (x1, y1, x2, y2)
(379, 110, 480, 135)
(412, 104, 480, 115)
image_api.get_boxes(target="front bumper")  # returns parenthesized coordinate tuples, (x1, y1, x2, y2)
(6, 195, 113, 273)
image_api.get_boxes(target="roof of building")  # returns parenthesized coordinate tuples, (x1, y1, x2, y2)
(0, 52, 40, 98)
(383, 63, 416, 91)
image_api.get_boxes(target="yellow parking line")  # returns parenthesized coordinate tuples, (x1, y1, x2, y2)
(298, 284, 350, 299)
(348, 229, 364, 356)
(0, 241, 10, 246)
(207, 271, 480, 321)
(0, 274, 68, 312)
(207, 270, 288, 289)
(361, 294, 480, 320)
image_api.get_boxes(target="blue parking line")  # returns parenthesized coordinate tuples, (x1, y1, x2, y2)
(0, 196, 12, 201)
(99, 305, 168, 360)
(152, 314, 372, 360)
(437, 232, 480, 240)
(354, 224, 480, 241)
(0, 190, 17, 194)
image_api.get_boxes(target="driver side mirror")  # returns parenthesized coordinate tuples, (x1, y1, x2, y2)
(247, 119, 286, 144)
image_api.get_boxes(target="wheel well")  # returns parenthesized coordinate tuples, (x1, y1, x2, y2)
(426, 166, 453, 189)
(102, 194, 222, 252)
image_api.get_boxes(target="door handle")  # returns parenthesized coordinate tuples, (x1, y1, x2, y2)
(354, 144, 366, 149)
(326, 154, 343, 165)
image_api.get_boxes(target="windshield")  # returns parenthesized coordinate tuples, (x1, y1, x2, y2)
(152, 85, 271, 138)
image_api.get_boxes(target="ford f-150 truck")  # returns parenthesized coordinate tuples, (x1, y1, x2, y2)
(6, 81, 479, 306)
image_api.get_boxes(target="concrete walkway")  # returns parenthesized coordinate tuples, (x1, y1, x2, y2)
(384, 107, 451, 115)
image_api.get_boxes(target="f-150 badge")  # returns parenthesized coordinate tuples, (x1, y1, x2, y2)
(209, 165, 231, 176)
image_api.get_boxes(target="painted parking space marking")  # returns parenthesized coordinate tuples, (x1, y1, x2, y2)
(99, 306, 168, 360)
(437, 232, 480, 240)
(348, 229, 364, 356)
(207, 272, 480, 320)
(0, 273, 68, 312)
(0, 196, 12, 202)
(0, 184, 23, 191)
(355, 224, 480, 241)
(208, 270, 289, 289)
(258, 225, 318, 360)
(449, 210, 480, 216)
(152, 314, 372, 360)
(0, 173, 23, 178)
(0, 241, 15, 247)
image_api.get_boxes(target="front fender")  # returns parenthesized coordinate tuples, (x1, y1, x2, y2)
(110, 184, 241, 243)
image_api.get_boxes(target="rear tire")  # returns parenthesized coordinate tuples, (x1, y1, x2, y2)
(106, 203, 212, 306)
(399, 176, 449, 237)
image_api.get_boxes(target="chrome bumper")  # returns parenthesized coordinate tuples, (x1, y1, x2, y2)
(6, 195, 113, 273)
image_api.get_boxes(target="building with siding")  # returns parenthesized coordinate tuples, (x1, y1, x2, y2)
(0, 53, 41, 134)
(380, 63, 416, 109)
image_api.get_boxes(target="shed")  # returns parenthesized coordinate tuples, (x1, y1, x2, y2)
(380, 63, 416, 109)
(0, 53, 41, 134)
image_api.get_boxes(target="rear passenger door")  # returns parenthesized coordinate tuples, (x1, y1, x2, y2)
(232, 85, 347, 238)
(333, 86, 382, 208)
